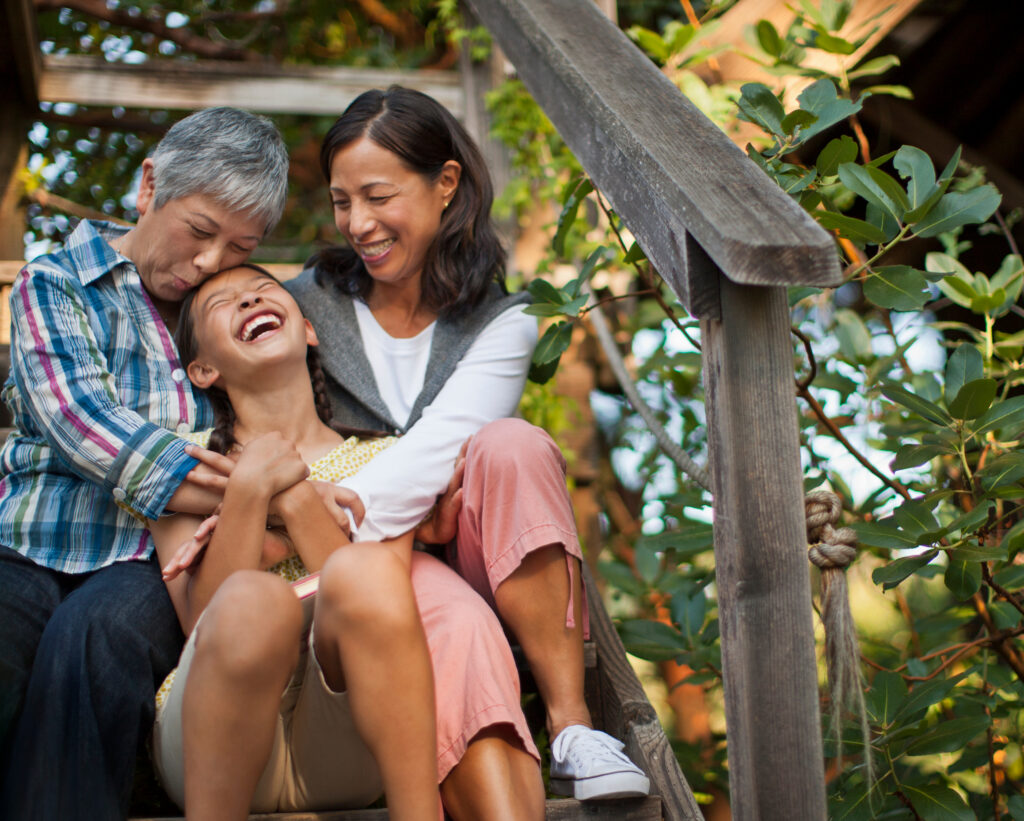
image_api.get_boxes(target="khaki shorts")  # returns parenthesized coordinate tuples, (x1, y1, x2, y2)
(153, 606, 383, 813)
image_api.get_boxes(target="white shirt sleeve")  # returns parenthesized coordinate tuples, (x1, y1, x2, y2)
(341, 303, 538, 541)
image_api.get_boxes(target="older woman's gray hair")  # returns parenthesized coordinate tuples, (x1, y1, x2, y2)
(149, 107, 289, 234)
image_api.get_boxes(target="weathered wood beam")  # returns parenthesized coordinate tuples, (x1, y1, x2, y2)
(701, 277, 826, 819)
(465, 0, 840, 319)
(38, 54, 463, 118)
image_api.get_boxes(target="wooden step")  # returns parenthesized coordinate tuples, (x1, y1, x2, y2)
(131, 795, 663, 820)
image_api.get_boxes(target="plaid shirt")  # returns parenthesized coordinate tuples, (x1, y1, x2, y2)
(0, 220, 213, 574)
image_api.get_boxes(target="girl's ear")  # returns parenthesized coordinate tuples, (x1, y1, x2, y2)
(439, 160, 461, 204)
(186, 359, 221, 390)
(304, 318, 320, 347)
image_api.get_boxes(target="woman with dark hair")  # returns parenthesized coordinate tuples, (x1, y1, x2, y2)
(285, 86, 650, 807)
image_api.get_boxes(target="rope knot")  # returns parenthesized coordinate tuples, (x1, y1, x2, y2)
(805, 491, 858, 570)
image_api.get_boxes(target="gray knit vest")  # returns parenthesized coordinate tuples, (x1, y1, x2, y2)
(285, 268, 532, 434)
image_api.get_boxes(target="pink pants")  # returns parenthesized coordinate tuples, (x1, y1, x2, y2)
(421, 418, 586, 780)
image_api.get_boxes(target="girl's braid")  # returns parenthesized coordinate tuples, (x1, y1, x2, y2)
(207, 389, 238, 455)
(307, 347, 334, 427)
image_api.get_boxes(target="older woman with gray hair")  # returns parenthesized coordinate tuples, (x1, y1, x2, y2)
(0, 106, 288, 821)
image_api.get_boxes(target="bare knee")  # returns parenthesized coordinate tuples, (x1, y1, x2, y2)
(194, 571, 301, 678)
(318, 546, 415, 631)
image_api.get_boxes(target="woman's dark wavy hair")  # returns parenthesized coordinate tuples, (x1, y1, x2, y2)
(310, 85, 507, 318)
(175, 263, 378, 455)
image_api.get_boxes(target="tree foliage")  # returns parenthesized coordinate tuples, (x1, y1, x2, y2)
(493, 2, 1024, 816)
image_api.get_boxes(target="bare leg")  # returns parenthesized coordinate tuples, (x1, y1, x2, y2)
(315, 545, 440, 821)
(441, 728, 544, 821)
(493, 544, 591, 738)
(182, 571, 301, 821)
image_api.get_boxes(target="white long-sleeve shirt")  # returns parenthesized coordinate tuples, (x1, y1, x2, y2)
(340, 301, 538, 541)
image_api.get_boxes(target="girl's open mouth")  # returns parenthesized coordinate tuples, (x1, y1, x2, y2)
(237, 311, 283, 342)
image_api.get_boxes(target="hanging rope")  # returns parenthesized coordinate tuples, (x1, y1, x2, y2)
(805, 491, 873, 790)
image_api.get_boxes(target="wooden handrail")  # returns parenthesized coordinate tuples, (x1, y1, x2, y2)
(467, 0, 841, 317)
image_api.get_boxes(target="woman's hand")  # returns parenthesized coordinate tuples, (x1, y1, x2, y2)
(309, 481, 363, 533)
(161, 513, 219, 580)
(415, 437, 468, 545)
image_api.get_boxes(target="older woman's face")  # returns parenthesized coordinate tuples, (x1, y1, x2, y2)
(328, 137, 459, 295)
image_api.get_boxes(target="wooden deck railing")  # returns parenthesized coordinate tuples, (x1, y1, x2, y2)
(466, 1, 842, 818)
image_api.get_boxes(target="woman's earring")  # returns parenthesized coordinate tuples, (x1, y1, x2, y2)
(443, 200, 450, 210)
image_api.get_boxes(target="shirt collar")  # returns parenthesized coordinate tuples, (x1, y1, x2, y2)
(65, 219, 134, 287)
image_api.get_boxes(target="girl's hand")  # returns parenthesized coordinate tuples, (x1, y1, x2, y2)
(230, 433, 309, 499)
(415, 437, 468, 545)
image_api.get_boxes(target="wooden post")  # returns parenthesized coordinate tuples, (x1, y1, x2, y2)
(465, 0, 840, 816)
(701, 277, 826, 819)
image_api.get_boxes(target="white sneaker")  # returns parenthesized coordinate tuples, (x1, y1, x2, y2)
(549, 725, 651, 800)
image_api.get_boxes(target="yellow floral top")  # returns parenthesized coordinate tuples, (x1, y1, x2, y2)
(155, 430, 396, 709)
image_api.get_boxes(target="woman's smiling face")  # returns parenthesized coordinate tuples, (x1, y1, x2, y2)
(186, 266, 316, 390)
(328, 137, 459, 294)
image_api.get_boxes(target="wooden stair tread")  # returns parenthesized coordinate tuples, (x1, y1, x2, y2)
(130, 795, 663, 820)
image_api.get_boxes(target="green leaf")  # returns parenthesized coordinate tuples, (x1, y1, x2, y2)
(893, 670, 970, 722)
(944, 499, 993, 536)
(616, 619, 684, 662)
(871, 549, 939, 590)
(1007, 794, 1024, 821)
(866, 670, 907, 725)
(847, 54, 900, 79)
(863, 265, 929, 310)
(993, 564, 1024, 589)
(814, 210, 887, 244)
(913, 184, 1002, 238)
(737, 83, 786, 138)
(527, 356, 559, 385)
(795, 79, 862, 143)
(891, 443, 944, 470)
(972, 395, 1024, 439)
(989, 601, 1021, 630)
(854, 521, 921, 550)
(623, 241, 646, 264)
(815, 135, 858, 176)
(947, 542, 1007, 563)
(880, 383, 952, 426)
(532, 321, 573, 366)
(944, 560, 982, 599)
(526, 277, 564, 304)
(902, 784, 974, 821)
(755, 19, 783, 57)
(810, 31, 856, 54)
(834, 309, 874, 362)
(905, 714, 990, 755)
(893, 145, 937, 212)
(671, 590, 707, 640)
(943, 344, 983, 403)
(553, 177, 594, 256)
(893, 500, 939, 537)
(947, 378, 996, 420)
(626, 25, 669, 62)
(838, 162, 909, 223)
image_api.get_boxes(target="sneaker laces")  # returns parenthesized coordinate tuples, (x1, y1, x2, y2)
(551, 726, 632, 773)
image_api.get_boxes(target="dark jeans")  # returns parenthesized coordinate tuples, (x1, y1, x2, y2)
(0, 545, 184, 821)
